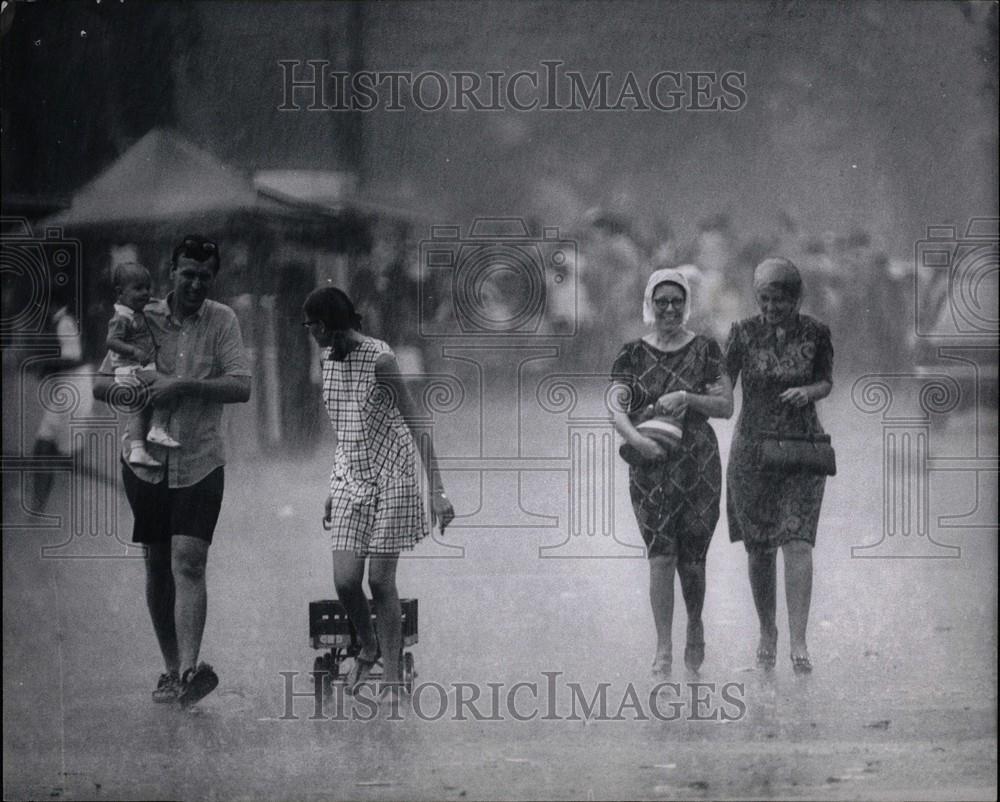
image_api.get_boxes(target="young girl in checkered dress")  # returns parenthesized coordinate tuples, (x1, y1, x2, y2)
(304, 287, 454, 703)
(322, 335, 428, 553)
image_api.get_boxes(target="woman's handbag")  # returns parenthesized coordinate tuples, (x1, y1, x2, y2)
(759, 431, 837, 477)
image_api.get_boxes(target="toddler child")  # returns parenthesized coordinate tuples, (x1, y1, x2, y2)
(105, 262, 180, 466)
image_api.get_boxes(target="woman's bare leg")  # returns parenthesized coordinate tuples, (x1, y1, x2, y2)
(648, 554, 677, 670)
(368, 555, 402, 685)
(748, 547, 779, 658)
(332, 550, 378, 656)
(677, 560, 706, 670)
(782, 540, 813, 660)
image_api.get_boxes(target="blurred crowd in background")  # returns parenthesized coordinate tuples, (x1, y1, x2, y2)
(4, 198, 981, 469)
(572, 209, 916, 375)
(1, 208, 934, 381)
(405, 209, 920, 378)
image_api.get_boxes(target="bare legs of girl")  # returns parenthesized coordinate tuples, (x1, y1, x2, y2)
(333, 551, 404, 696)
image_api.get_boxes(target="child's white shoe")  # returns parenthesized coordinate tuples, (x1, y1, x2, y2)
(147, 427, 181, 448)
(128, 446, 162, 467)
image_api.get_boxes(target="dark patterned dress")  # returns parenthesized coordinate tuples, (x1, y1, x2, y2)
(723, 314, 834, 551)
(611, 336, 723, 563)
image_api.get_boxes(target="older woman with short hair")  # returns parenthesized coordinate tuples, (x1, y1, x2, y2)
(611, 268, 733, 676)
(723, 258, 833, 674)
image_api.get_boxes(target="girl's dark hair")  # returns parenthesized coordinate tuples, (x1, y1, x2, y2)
(303, 286, 363, 331)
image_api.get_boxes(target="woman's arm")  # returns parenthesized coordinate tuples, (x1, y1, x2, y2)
(781, 323, 834, 407)
(611, 391, 667, 461)
(323, 425, 340, 528)
(375, 352, 455, 531)
(656, 337, 736, 420)
(675, 375, 734, 419)
(609, 347, 667, 460)
(779, 379, 832, 408)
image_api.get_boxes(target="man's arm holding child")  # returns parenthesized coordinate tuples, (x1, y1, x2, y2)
(95, 309, 251, 406)
(139, 311, 251, 404)
(137, 373, 250, 404)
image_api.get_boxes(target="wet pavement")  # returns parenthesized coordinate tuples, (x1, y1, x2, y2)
(3, 396, 996, 800)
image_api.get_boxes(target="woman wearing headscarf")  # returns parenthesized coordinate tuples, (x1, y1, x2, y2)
(610, 268, 734, 676)
(723, 258, 833, 674)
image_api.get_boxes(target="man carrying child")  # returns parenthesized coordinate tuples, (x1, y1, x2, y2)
(95, 235, 251, 707)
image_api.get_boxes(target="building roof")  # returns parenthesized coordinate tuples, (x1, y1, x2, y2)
(254, 169, 437, 223)
(43, 129, 310, 228)
(43, 128, 433, 231)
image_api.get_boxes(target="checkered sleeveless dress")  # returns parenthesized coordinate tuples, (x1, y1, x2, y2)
(321, 337, 428, 554)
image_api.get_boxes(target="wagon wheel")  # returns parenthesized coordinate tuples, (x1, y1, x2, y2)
(313, 655, 329, 704)
(326, 651, 341, 681)
(402, 651, 416, 694)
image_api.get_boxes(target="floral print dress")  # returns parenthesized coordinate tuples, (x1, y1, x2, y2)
(723, 314, 834, 550)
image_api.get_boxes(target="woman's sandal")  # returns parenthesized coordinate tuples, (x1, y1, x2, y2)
(346, 646, 381, 694)
(378, 683, 411, 708)
(791, 654, 813, 675)
(756, 646, 777, 670)
(684, 642, 705, 673)
(651, 655, 672, 677)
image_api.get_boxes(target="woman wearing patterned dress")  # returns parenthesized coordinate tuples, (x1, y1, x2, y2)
(303, 287, 455, 700)
(610, 268, 733, 676)
(722, 258, 833, 674)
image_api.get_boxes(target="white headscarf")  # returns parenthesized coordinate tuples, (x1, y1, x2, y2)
(642, 267, 693, 326)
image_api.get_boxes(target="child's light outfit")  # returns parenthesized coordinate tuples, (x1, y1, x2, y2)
(107, 303, 179, 464)
(109, 303, 158, 377)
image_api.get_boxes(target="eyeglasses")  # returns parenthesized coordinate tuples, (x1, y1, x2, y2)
(652, 296, 685, 310)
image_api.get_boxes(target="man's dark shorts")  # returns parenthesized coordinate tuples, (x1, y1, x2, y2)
(121, 463, 225, 544)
